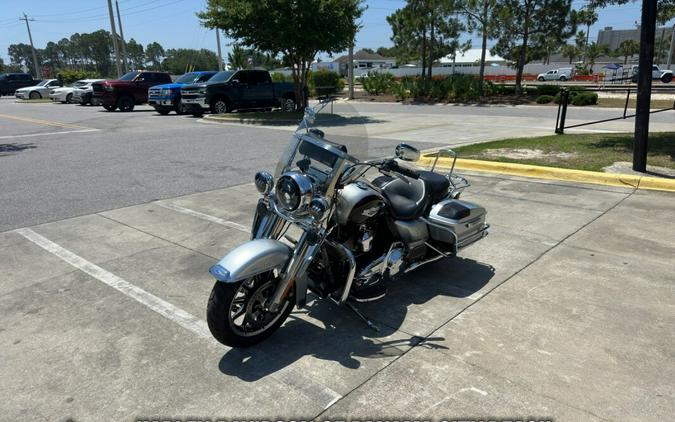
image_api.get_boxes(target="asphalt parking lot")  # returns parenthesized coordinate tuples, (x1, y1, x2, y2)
(1, 98, 674, 421)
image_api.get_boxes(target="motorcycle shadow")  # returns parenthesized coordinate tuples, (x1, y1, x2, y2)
(218, 256, 494, 381)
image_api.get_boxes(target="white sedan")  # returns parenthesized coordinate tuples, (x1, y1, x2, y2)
(15, 79, 62, 99)
(49, 80, 93, 103)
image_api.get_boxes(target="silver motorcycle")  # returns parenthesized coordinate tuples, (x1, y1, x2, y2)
(207, 99, 489, 347)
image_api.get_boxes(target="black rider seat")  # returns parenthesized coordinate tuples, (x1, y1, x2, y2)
(373, 171, 450, 220)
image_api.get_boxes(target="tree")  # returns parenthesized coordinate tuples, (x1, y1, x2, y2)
(199, 0, 363, 110)
(560, 44, 580, 64)
(145, 42, 165, 70)
(8, 43, 36, 74)
(464, 0, 499, 94)
(375, 46, 398, 57)
(388, 0, 464, 81)
(0, 57, 5, 73)
(585, 42, 610, 73)
(492, 0, 576, 93)
(576, 6, 598, 55)
(227, 44, 249, 69)
(126, 39, 145, 70)
(163, 48, 220, 74)
(616, 39, 639, 64)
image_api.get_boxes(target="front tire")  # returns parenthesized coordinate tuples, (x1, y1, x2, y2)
(211, 98, 230, 114)
(207, 274, 294, 347)
(537, 77, 545, 82)
(117, 95, 135, 112)
(662, 74, 673, 83)
(156, 108, 171, 115)
(103, 105, 117, 112)
(29, 91, 41, 100)
(66, 93, 73, 103)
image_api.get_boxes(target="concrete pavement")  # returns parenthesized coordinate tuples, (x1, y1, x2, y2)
(2, 171, 673, 421)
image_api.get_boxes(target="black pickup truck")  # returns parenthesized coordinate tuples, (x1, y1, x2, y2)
(180, 69, 298, 116)
(0, 73, 42, 96)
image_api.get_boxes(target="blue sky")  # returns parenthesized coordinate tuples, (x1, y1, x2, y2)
(0, 0, 665, 64)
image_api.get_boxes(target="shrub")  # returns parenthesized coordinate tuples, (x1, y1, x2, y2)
(536, 95, 554, 104)
(493, 84, 516, 95)
(308, 69, 344, 96)
(56, 69, 101, 85)
(571, 91, 598, 106)
(537, 85, 560, 96)
(361, 71, 394, 95)
(554, 86, 590, 104)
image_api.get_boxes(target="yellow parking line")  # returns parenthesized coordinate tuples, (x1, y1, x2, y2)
(0, 113, 91, 130)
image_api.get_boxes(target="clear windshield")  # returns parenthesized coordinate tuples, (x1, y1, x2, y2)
(208, 71, 234, 83)
(275, 99, 373, 181)
(37, 80, 51, 86)
(119, 71, 139, 81)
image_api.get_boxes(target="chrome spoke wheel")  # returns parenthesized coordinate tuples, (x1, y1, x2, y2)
(227, 277, 289, 337)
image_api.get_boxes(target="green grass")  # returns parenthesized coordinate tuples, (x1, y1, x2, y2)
(453, 132, 675, 172)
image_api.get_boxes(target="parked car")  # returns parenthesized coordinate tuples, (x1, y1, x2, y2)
(631, 65, 673, 83)
(91, 70, 172, 112)
(148, 71, 217, 115)
(537, 67, 573, 81)
(71, 79, 105, 105)
(180, 69, 298, 116)
(49, 79, 97, 103)
(15, 79, 61, 99)
(0, 73, 42, 96)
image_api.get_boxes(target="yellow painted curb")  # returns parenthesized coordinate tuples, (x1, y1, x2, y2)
(418, 157, 675, 192)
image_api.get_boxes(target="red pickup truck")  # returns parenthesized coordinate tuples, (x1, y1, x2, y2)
(91, 70, 172, 112)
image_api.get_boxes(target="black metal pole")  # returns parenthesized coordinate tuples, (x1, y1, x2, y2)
(633, 0, 657, 172)
(556, 89, 569, 134)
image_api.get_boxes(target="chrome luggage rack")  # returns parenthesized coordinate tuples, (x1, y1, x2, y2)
(429, 148, 470, 199)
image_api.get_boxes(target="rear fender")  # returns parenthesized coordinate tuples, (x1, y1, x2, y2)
(209, 239, 292, 283)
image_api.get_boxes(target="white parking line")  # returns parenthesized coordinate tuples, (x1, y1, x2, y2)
(15, 226, 343, 408)
(156, 202, 250, 233)
(0, 128, 99, 140)
(14, 227, 214, 342)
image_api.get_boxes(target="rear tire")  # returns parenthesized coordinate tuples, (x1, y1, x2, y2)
(662, 74, 673, 83)
(207, 275, 294, 348)
(559, 75, 567, 81)
(66, 93, 73, 103)
(117, 95, 135, 112)
(156, 108, 171, 115)
(281, 97, 296, 112)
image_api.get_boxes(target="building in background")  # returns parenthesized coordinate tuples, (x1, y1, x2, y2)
(439, 48, 506, 68)
(332, 50, 396, 76)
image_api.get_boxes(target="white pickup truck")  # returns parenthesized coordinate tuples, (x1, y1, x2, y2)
(631, 65, 673, 83)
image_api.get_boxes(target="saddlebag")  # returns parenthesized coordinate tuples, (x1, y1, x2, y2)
(426, 199, 488, 249)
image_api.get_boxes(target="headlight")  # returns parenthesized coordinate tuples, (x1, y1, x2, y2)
(254, 171, 274, 195)
(103, 84, 114, 91)
(275, 172, 312, 212)
(161, 88, 172, 96)
(197, 87, 207, 94)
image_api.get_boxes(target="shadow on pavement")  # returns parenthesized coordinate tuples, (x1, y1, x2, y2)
(0, 143, 36, 156)
(218, 257, 493, 382)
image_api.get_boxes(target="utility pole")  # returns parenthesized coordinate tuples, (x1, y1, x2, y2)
(348, 43, 354, 100)
(115, 0, 128, 72)
(633, 0, 657, 173)
(20, 14, 41, 79)
(667, 24, 675, 70)
(216, 29, 224, 71)
(107, 0, 122, 77)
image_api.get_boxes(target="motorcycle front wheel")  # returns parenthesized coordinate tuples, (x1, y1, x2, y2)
(206, 274, 294, 347)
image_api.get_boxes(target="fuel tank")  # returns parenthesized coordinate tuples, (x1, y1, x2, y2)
(336, 182, 385, 226)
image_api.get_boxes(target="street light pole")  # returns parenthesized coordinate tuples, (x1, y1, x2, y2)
(115, 0, 128, 72)
(107, 0, 122, 77)
(633, 0, 657, 173)
(216, 29, 224, 71)
(20, 14, 41, 79)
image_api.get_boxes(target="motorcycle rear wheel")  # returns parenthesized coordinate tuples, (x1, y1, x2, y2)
(207, 274, 294, 347)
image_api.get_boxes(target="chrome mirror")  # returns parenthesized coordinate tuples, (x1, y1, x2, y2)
(395, 143, 420, 162)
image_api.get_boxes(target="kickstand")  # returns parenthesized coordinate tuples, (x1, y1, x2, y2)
(346, 301, 380, 332)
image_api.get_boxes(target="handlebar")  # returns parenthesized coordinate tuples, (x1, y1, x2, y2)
(381, 159, 420, 179)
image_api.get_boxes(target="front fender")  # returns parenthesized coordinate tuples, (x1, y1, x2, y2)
(209, 239, 292, 283)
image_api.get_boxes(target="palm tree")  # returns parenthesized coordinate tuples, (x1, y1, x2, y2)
(560, 44, 580, 64)
(577, 7, 599, 53)
(585, 42, 610, 73)
(617, 39, 639, 65)
(575, 30, 587, 61)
